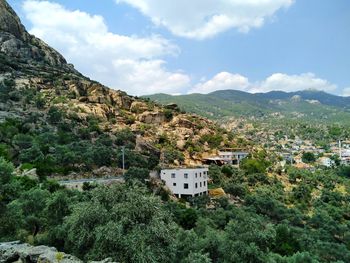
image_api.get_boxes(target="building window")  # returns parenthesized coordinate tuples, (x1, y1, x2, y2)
(195, 183, 198, 188)
(200, 172, 202, 177)
(200, 182, 202, 187)
(184, 173, 188, 179)
(173, 183, 176, 186)
(171, 173, 175, 178)
(184, 183, 189, 189)
(204, 181, 206, 186)
(195, 173, 197, 178)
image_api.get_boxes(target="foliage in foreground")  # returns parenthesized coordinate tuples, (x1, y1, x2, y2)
(1, 155, 350, 262)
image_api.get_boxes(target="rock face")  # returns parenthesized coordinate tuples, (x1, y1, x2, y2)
(0, 241, 82, 263)
(0, 242, 118, 263)
(0, 0, 27, 40)
(0, 0, 228, 166)
(0, 0, 76, 72)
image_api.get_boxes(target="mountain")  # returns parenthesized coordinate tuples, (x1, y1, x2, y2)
(0, 0, 230, 173)
(146, 89, 350, 124)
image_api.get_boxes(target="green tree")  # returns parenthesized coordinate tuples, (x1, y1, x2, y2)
(64, 184, 176, 262)
(302, 152, 316, 164)
(241, 159, 268, 174)
(124, 167, 150, 183)
(48, 106, 64, 124)
(0, 158, 15, 205)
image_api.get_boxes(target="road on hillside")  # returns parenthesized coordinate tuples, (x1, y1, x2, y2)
(59, 177, 124, 185)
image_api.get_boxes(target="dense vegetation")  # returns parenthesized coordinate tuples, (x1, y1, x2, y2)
(146, 90, 350, 125)
(242, 119, 350, 147)
(1, 150, 350, 262)
(0, 115, 158, 177)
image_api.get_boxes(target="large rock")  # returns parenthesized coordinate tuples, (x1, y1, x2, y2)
(0, 242, 119, 263)
(138, 111, 165, 124)
(0, 242, 82, 263)
(0, 0, 27, 40)
(0, 0, 76, 71)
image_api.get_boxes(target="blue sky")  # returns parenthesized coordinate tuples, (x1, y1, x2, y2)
(9, 0, 350, 96)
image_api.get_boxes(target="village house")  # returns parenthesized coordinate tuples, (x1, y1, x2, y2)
(218, 150, 249, 165)
(317, 157, 334, 168)
(203, 149, 249, 166)
(341, 157, 350, 166)
(160, 168, 209, 198)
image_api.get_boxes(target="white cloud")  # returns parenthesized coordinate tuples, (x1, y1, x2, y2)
(112, 59, 190, 95)
(189, 72, 338, 94)
(342, 88, 350, 97)
(190, 72, 249, 94)
(116, 0, 294, 39)
(22, 0, 190, 95)
(253, 73, 338, 93)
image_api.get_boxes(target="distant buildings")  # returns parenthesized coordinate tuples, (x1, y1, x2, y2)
(160, 168, 208, 198)
(218, 151, 249, 165)
(341, 157, 350, 166)
(204, 149, 249, 166)
(317, 157, 334, 168)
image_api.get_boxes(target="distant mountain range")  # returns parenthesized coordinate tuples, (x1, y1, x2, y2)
(145, 90, 350, 123)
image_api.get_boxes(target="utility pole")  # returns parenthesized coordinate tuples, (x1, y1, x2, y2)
(339, 140, 342, 159)
(121, 146, 125, 175)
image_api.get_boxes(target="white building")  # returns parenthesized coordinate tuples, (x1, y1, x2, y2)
(341, 157, 350, 166)
(218, 151, 249, 165)
(160, 168, 208, 198)
(317, 157, 334, 168)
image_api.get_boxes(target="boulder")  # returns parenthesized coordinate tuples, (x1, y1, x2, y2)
(138, 111, 165, 124)
(0, 242, 82, 263)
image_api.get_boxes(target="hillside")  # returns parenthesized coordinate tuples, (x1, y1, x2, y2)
(1, 1, 350, 262)
(146, 89, 350, 124)
(0, 0, 231, 174)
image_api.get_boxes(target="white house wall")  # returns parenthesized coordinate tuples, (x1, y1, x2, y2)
(160, 168, 208, 197)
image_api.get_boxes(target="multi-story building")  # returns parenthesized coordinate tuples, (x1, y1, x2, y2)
(160, 168, 208, 198)
(218, 151, 249, 165)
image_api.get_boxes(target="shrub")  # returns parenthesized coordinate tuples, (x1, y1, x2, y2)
(124, 167, 150, 183)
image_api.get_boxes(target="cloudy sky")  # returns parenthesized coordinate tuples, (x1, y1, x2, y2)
(9, 0, 350, 96)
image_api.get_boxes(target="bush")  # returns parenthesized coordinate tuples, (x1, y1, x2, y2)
(48, 106, 64, 124)
(225, 182, 248, 197)
(200, 134, 223, 148)
(124, 167, 150, 183)
(241, 159, 268, 174)
(302, 152, 316, 164)
(163, 109, 173, 121)
(0, 143, 11, 160)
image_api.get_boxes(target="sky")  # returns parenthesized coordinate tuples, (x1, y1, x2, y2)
(8, 0, 350, 96)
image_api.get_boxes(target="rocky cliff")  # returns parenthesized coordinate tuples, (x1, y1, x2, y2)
(0, 0, 77, 73)
(0, 0, 232, 166)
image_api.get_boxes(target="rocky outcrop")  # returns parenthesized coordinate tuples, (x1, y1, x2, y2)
(0, 242, 117, 263)
(0, 0, 229, 167)
(137, 111, 166, 124)
(0, 0, 77, 73)
(0, 241, 82, 263)
(0, 0, 27, 41)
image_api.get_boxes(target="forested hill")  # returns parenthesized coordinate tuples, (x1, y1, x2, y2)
(0, 0, 232, 175)
(146, 89, 350, 123)
(1, 1, 350, 262)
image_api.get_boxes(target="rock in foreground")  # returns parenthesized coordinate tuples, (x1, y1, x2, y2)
(0, 242, 116, 263)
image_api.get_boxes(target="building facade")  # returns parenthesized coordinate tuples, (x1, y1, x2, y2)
(160, 168, 208, 198)
(218, 151, 249, 165)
